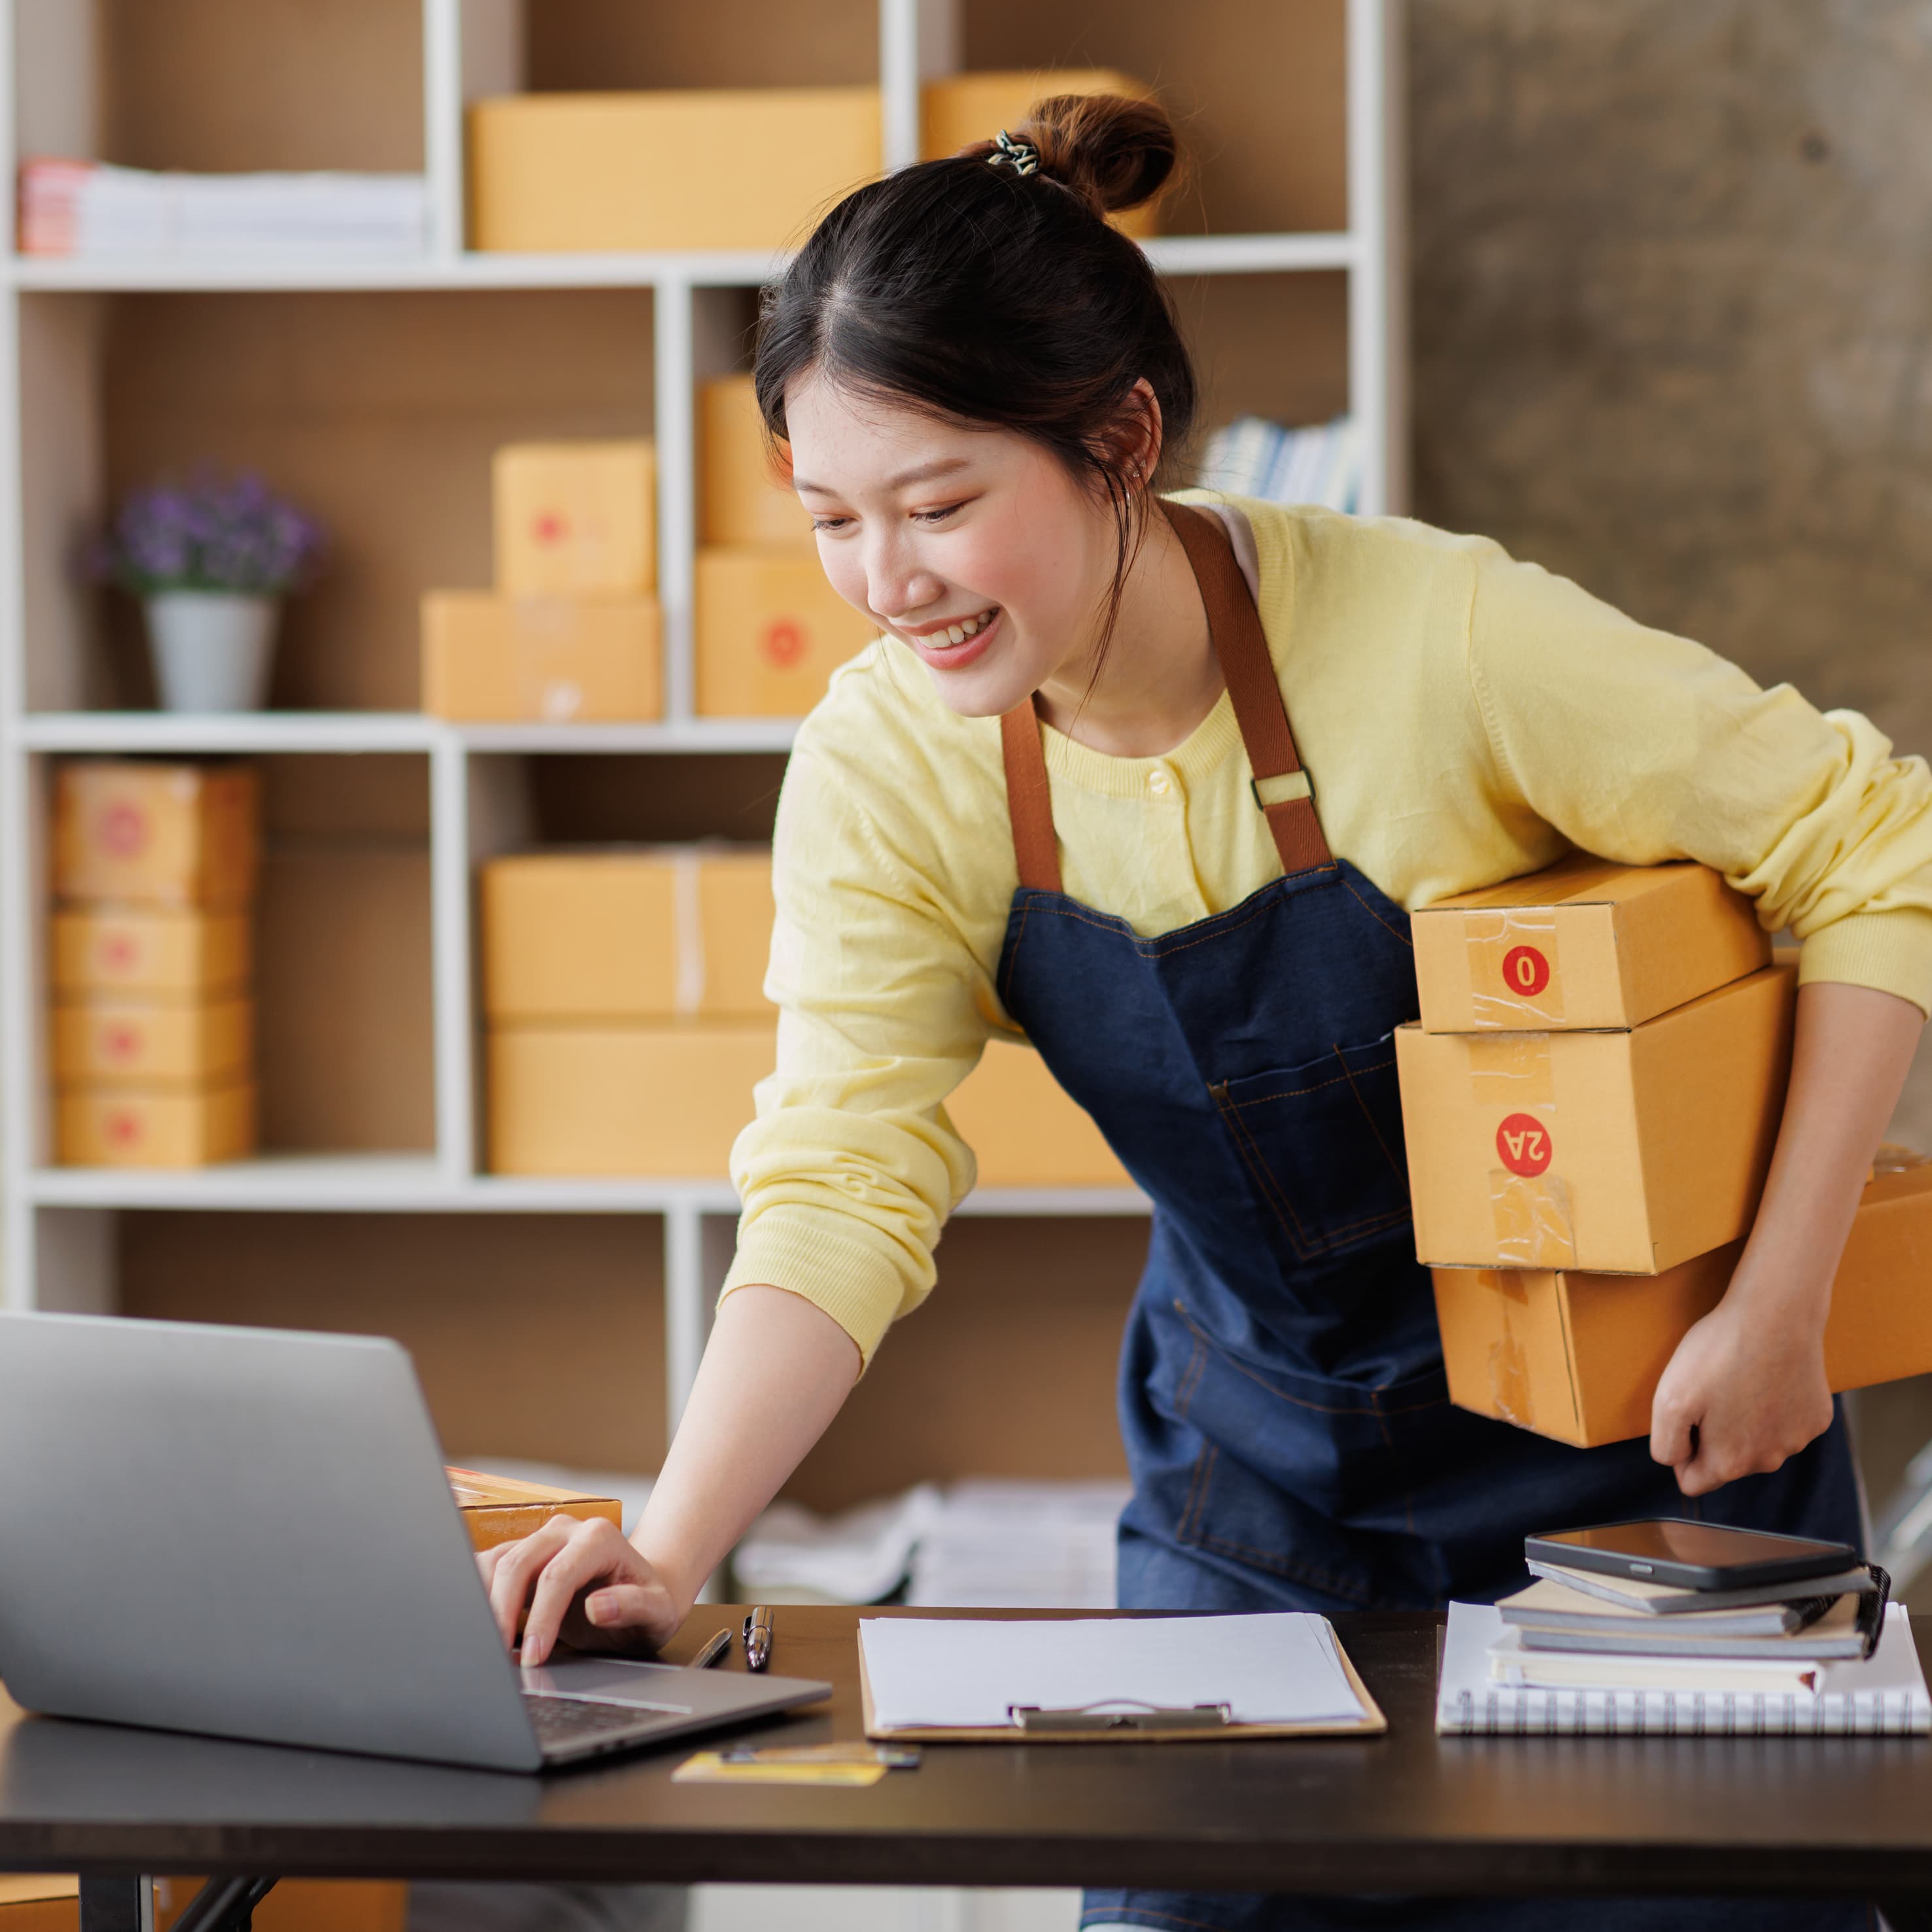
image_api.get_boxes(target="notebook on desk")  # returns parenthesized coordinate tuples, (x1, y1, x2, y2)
(858, 1612, 1386, 1742)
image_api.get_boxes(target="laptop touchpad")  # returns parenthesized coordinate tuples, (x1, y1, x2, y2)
(521, 1654, 694, 1712)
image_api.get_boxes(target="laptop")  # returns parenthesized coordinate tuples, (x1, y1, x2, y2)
(0, 1312, 831, 1771)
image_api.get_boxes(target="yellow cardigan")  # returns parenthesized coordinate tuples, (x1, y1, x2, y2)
(724, 495, 1932, 1366)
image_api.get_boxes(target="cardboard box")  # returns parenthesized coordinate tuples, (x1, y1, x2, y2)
(0, 1877, 78, 1932)
(1395, 963, 1796, 1274)
(482, 847, 774, 1022)
(445, 1466, 624, 1551)
(1413, 854, 1770, 1034)
(488, 1022, 776, 1177)
(1434, 1149, 1932, 1446)
(921, 70, 1163, 239)
(53, 762, 260, 908)
(52, 995, 252, 1084)
(948, 1037, 1131, 1188)
(154, 1879, 407, 1932)
(56, 1082, 256, 1167)
(51, 906, 252, 997)
(700, 375, 813, 547)
(421, 592, 663, 723)
(468, 88, 882, 253)
(494, 440, 656, 595)
(694, 545, 876, 716)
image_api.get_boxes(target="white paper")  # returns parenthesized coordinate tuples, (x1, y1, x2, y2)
(859, 1612, 1368, 1732)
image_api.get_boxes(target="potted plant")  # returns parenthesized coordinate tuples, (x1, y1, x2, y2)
(95, 473, 325, 712)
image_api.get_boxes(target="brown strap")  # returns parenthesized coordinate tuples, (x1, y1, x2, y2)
(1000, 698, 1062, 893)
(1165, 500, 1334, 876)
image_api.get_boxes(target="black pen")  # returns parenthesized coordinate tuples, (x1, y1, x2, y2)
(744, 1604, 774, 1672)
(689, 1627, 733, 1670)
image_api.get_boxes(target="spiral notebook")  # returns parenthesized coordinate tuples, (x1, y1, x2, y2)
(1436, 1600, 1931, 1734)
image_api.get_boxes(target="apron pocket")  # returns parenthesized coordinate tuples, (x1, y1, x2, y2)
(1209, 1033, 1412, 1263)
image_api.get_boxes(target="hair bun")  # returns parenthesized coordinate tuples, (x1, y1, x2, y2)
(967, 92, 1179, 218)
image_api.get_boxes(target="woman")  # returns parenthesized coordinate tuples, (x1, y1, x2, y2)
(487, 97, 1929, 1930)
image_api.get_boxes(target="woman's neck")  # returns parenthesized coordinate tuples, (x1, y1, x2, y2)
(1032, 503, 1222, 759)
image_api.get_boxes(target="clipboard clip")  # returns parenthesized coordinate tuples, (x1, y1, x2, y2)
(1007, 1700, 1233, 1733)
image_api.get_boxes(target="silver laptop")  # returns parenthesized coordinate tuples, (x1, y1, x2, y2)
(0, 1312, 830, 1771)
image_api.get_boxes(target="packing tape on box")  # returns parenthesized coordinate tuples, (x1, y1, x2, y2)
(1464, 1031, 1555, 1104)
(1490, 1169, 1577, 1268)
(1464, 1033, 1574, 1263)
(1876, 1144, 1931, 1175)
(1467, 909, 1564, 1027)
(672, 849, 706, 1016)
(1484, 1271, 1536, 1432)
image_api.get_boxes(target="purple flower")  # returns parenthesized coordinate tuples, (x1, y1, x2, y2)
(95, 472, 326, 595)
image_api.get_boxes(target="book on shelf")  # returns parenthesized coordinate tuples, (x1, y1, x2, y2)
(1194, 414, 1362, 514)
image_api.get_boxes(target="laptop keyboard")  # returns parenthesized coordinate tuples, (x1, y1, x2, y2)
(523, 1693, 657, 1750)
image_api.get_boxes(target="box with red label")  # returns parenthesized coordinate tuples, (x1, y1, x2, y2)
(51, 906, 252, 997)
(694, 545, 876, 717)
(492, 440, 655, 596)
(57, 1082, 256, 1167)
(1433, 1147, 1932, 1445)
(1413, 854, 1770, 1034)
(52, 995, 252, 1084)
(1394, 963, 1795, 1275)
(699, 375, 813, 547)
(421, 591, 663, 722)
(53, 762, 260, 908)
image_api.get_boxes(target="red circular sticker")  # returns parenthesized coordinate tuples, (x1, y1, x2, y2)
(101, 934, 138, 971)
(533, 511, 568, 545)
(99, 802, 148, 858)
(103, 1024, 141, 1062)
(1502, 944, 1551, 998)
(1495, 1111, 1553, 1177)
(105, 1109, 141, 1147)
(763, 619, 806, 669)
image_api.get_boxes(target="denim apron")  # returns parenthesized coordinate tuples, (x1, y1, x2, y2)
(993, 503, 1866, 1932)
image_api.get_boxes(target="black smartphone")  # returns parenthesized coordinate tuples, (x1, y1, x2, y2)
(1523, 1518, 1861, 1592)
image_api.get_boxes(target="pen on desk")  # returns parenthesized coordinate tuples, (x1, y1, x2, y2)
(689, 1627, 733, 1670)
(744, 1605, 774, 1672)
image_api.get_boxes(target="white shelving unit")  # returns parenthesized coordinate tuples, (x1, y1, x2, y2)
(0, 0, 1407, 1444)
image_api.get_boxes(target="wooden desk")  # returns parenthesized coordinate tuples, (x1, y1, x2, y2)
(5, 1608, 1932, 1920)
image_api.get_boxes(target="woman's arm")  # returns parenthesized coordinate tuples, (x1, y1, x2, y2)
(487, 1286, 860, 1664)
(1651, 980, 1925, 1496)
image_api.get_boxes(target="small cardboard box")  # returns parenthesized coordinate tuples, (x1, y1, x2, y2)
(53, 762, 260, 909)
(920, 70, 1163, 238)
(421, 592, 663, 722)
(51, 906, 252, 997)
(488, 1022, 777, 1177)
(1413, 854, 1770, 1034)
(948, 1037, 1131, 1189)
(1434, 1150, 1932, 1447)
(494, 440, 656, 596)
(468, 88, 882, 253)
(0, 1876, 78, 1932)
(445, 1466, 625, 1551)
(56, 1081, 256, 1167)
(1395, 963, 1796, 1275)
(52, 995, 252, 1084)
(700, 375, 813, 547)
(482, 847, 774, 1022)
(694, 544, 876, 716)
(154, 1879, 407, 1932)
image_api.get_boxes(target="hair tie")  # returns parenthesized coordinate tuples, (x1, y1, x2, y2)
(989, 129, 1039, 177)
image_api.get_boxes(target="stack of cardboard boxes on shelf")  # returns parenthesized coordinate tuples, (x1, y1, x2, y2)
(50, 761, 261, 1167)
(1398, 855, 1932, 1446)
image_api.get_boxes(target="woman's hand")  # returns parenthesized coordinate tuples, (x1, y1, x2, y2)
(478, 1518, 690, 1665)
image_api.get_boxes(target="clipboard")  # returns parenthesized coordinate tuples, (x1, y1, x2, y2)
(858, 1621, 1388, 1743)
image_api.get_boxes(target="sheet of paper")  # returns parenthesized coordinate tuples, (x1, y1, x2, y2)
(859, 1612, 1367, 1731)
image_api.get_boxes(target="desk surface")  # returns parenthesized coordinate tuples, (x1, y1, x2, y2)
(5, 1606, 1932, 1899)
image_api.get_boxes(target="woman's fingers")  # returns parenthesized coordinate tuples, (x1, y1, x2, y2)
(518, 1519, 647, 1666)
(484, 1516, 579, 1653)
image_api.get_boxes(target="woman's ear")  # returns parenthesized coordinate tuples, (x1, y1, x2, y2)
(1114, 377, 1164, 492)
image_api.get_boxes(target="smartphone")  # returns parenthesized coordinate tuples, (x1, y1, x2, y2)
(1523, 1518, 1861, 1592)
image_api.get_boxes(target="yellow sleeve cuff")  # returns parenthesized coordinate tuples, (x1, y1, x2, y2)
(1796, 907, 1932, 1020)
(721, 1205, 927, 1371)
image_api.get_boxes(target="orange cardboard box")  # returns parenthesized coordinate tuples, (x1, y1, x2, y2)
(421, 592, 663, 723)
(53, 762, 260, 909)
(694, 544, 875, 716)
(1413, 854, 1770, 1034)
(445, 1466, 623, 1551)
(52, 994, 252, 1084)
(1394, 963, 1796, 1275)
(948, 1037, 1131, 1189)
(0, 1876, 78, 1932)
(494, 440, 656, 595)
(921, 69, 1163, 238)
(699, 375, 813, 547)
(51, 906, 252, 997)
(482, 846, 774, 1022)
(57, 1082, 256, 1167)
(1434, 1149, 1932, 1447)
(468, 88, 881, 253)
(154, 1878, 405, 1932)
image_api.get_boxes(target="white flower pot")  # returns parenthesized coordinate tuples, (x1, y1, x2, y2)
(143, 591, 281, 713)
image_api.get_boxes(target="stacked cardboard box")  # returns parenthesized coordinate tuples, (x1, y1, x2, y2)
(423, 440, 662, 721)
(1398, 855, 1932, 1444)
(50, 762, 260, 1167)
(446, 1465, 623, 1551)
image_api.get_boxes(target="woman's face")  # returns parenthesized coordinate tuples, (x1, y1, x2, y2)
(785, 370, 1121, 717)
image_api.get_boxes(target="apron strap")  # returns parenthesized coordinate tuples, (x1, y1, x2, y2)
(1165, 500, 1334, 876)
(1000, 699, 1063, 893)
